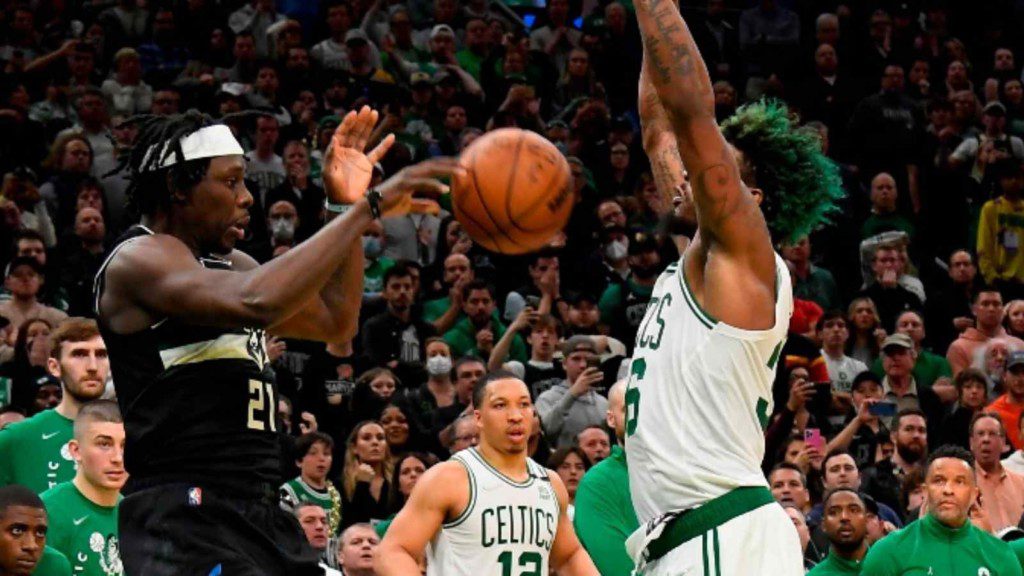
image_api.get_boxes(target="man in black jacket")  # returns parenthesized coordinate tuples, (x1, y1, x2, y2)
(361, 263, 436, 387)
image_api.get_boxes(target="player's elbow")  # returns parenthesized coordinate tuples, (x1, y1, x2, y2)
(661, 90, 715, 124)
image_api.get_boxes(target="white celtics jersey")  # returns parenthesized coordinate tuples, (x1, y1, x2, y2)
(624, 253, 792, 524)
(427, 447, 561, 576)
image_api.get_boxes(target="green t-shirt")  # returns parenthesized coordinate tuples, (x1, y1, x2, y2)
(871, 349, 952, 389)
(1010, 538, 1024, 569)
(422, 296, 455, 324)
(40, 482, 123, 576)
(573, 445, 638, 576)
(598, 280, 655, 328)
(443, 316, 527, 362)
(861, 514, 1022, 576)
(364, 257, 396, 295)
(0, 409, 75, 493)
(456, 49, 485, 81)
(279, 477, 342, 535)
(33, 546, 72, 576)
(807, 552, 863, 576)
(862, 213, 915, 240)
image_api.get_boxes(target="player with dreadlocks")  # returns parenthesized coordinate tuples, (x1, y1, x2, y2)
(93, 106, 462, 575)
(621, 1, 844, 575)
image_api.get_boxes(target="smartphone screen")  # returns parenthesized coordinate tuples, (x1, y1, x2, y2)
(868, 401, 898, 417)
(804, 428, 824, 452)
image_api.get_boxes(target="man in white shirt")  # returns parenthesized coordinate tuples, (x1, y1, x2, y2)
(1002, 411, 1024, 475)
(819, 310, 868, 403)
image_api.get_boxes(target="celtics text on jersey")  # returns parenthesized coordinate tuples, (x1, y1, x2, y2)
(426, 447, 561, 576)
(624, 254, 792, 523)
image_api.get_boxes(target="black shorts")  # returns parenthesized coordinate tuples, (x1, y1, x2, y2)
(119, 483, 323, 576)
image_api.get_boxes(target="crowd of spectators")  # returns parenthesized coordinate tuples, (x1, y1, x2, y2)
(7, 0, 1024, 573)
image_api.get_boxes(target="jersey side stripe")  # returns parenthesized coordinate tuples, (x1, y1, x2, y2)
(676, 269, 715, 330)
(443, 457, 477, 529)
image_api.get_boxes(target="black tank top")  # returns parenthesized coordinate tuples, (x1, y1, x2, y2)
(95, 226, 280, 494)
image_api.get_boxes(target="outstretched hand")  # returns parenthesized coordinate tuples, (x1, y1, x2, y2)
(323, 106, 396, 204)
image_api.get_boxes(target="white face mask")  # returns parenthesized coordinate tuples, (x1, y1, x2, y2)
(426, 355, 452, 376)
(605, 239, 628, 261)
(269, 218, 296, 243)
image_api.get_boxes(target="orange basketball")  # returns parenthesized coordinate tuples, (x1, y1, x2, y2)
(451, 128, 573, 255)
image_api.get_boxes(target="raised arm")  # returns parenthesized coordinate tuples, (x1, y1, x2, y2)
(376, 461, 468, 576)
(635, 0, 777, 328)
(638, 65, 686, 208)
(101, 108, 464, 339)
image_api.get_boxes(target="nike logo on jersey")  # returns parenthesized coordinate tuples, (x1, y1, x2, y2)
(42, 432, 60, 440)
(73, 516, 87, 526)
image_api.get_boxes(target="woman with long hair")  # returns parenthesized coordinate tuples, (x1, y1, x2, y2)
(378, 402, 422, 455)
(38, 132, 95, 236)
(348, 367, 400, 427)
(554, 48, 599, 113)
(0, 319, 53, 412)
(846, 297, 884, 366)
(1004, 299, 1024, 340)
(547, 446, 589, 521)
(387, 451, 440, 516)
(340, 420, 394, 530)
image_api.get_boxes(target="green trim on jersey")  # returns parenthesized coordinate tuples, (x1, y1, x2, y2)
(444, 458, 478, 529)
(677, 255, 718, 329)
(645, 487, 774, 562)
(467, 448, 536, 488)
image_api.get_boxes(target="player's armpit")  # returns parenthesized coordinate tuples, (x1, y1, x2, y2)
(376, 462, 470, 576)
(547, 471, 599, 576)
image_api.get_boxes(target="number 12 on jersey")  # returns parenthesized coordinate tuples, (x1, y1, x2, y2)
(497, 551, 541, 576)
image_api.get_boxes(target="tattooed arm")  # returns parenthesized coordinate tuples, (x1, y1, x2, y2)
(635, 0, 776, 329)
(639, 62, 686, 206)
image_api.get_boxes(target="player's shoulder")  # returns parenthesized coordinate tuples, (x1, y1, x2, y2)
(105, 232, 195, 279)
(40, 480, 73, 505)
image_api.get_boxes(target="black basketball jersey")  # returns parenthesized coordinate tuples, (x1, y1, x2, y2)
(95, 226, 280, 493)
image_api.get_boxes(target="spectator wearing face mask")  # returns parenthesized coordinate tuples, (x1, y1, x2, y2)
(360, 220, 395, 300)
(399, 338, 454, 456)
(265, 199, 301, 258)
(267, 140, 325, 242)
(598, 230, 663, 351)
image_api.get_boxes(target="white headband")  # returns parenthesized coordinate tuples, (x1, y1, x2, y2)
(143, 124, 245, 170)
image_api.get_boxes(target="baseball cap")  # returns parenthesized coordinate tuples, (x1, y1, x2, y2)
(851, 371, 883, 393)
(344, 29, 370, 45)
(1006, 350, 1024, 370)
(566, 292, 598, 307)
(410, 71, 432, 87)
(562, 335, 597, 356)
(984, 101, 1007, 116)
(4, 256, 44, 278)
(859, 493, 880, 516)
(430, 24, 456, 39)
(627, 230, 658, 255)
(881, 333, 913, 352)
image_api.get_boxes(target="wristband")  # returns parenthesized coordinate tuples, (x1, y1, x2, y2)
(366, 187, 383, 219)
(324, 199, 349, 214)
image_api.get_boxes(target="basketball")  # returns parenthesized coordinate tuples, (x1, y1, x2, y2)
(451, 128, 573, 255)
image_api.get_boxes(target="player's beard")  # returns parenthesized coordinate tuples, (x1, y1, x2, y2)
(896, 441, 926, 464)
(63, 376, 106, 403)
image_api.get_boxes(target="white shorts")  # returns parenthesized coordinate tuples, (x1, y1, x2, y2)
(641, 503, 803, 576)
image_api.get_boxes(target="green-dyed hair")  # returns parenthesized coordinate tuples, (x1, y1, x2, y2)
(720, 99, 844, 244)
